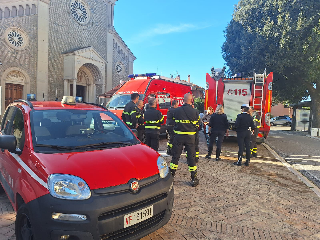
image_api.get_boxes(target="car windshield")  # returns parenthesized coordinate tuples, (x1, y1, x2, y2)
(106, 94, 143, 109)
(30, 109, 139, 153)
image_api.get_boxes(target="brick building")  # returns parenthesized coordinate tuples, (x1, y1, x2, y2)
(0, 0, 135, 114)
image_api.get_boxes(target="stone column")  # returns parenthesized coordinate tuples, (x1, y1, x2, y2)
(37, 0, 49, 100)
(64, 79, 69, 96)
(73, 79, 77, 97)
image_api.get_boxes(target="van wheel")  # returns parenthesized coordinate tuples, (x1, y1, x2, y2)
(15, 204, 35, 240)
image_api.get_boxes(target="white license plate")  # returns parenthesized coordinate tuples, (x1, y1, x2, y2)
(124, 205, 153, 228)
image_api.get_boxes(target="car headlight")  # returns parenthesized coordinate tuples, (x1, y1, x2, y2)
(157, 156, 169, 178)
(48, 174, 91, 200)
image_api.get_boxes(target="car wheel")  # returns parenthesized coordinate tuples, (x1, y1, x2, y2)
(15, 204, 35, 240)
(270, 122, 275, 126)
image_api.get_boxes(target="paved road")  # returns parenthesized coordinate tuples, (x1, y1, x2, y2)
(1, 132, 320, 240)
(267, 127, 320, 188)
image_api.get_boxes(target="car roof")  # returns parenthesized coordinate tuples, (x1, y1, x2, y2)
(13, 100, 107, 111)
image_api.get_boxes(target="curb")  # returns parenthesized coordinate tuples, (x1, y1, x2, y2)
(262, 142, 320, 198)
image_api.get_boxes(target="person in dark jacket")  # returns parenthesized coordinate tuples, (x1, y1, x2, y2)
(234, 104, 255, 166)
(249, 107, 261, 157)
(122, 93, 139, 129)
(170, 93, 200, 187)
(205, 105, 229, 160)
(136, 100, 145, 142)
(144, 98, 164, 151)
(166, 100, 179, 155)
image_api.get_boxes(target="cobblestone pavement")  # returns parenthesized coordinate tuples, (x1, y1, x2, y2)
(266, 128, 320, 189)
(1, 132, 320, 240)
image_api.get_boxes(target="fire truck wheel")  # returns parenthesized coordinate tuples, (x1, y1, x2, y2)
(15, 204, 35, 240)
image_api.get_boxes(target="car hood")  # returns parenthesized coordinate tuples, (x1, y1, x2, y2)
(34, 144, 160, 190)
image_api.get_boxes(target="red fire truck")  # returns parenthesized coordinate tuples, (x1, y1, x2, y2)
(205, 69, 273, 141)
(106, 73, 200, 133)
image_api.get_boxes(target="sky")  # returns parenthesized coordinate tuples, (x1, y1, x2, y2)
(114, 0, 239, 88)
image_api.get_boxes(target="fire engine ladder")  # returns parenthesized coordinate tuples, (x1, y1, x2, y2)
(253, 74, 264, 127)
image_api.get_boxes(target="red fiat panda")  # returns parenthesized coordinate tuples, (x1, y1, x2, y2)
(0, 97, 173, 240)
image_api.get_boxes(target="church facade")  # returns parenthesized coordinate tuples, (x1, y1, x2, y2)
(0, 0, 135, 113)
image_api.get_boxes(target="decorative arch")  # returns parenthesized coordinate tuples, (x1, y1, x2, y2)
(63, 47, 105, 103)
(1, 67, 31, 114)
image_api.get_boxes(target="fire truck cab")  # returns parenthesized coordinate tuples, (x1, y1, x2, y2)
(205, 69, 273, 142)
(106, 73, 195, 133)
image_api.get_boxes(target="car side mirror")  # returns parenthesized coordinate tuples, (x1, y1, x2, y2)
(0, 135, 17, 153)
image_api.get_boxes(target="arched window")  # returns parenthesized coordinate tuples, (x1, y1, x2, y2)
(18, 5, 24, 17)
(12, 6, 17, 17)
(31, 4, 36, 15)
(25, 5, 30, 16)
(4, 7, 10, 18)
(0, 8, 3, 20)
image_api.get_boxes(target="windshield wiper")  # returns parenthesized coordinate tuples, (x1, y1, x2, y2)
(35, 144, 75, 150)
(74, 142, 133, 149)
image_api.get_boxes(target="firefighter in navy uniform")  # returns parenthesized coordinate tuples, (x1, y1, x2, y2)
(144, 98, 164, 151)
(166, 100, 179, 155)
(122, 93, 140, 129)
(136, 100, 145, 142)
(234, 104, 255, 166)
(249, 107, 261, 157)
(170, 93, 200, 187)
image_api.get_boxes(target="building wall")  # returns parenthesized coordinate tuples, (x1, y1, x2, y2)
(271, 103, 293, 118)
(48, 0, 135, 101)
(0, 1, 39, 113)
(0, 0, 135, 109)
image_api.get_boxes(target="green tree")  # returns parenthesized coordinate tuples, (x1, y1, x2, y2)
(194, 97, 204, 113)
(222, 0, 320, 127)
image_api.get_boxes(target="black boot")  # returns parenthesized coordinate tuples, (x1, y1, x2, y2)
(190, 171, 199, 187)
(170, 169, 176, 177)
(245, 159, 250, 166)
(215, 148, 221, 161)
(233, 155, 242, 166)
(205, 147, 213, 159)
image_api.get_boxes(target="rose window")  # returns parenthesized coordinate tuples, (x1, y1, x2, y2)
(4, 28, 28, 50)
(8, 30, 24, 47)
(70, 0, 90, 24)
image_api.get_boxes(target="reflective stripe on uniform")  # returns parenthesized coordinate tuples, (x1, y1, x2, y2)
(170, 163, 178, 170)
(175, 120, 198, 124)
(189, 166, 197, 172)
(167, 143, 173, 148)
(145, 120, 161, 124)
(145, 126, 160, 129)
(123, 111, 136, 115)
(196, 152, 199, 157)
(174, 130, 196, 135)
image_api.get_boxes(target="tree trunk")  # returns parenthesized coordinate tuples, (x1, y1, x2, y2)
(309, 87, 320, 128)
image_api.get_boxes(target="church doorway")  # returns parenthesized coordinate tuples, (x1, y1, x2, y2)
(70, 85, 86, 100)
(5, 83, 23, 108)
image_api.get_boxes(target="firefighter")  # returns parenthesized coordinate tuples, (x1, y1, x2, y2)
(122, 93, 139, 129)
(170, 93, 200, 187)
(234, 104, 255, 166)
(136, 100, 145, 142)
(249, 107, 261, 157)
(166, 100, 179, 155)
(144, 98, 164, 151)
